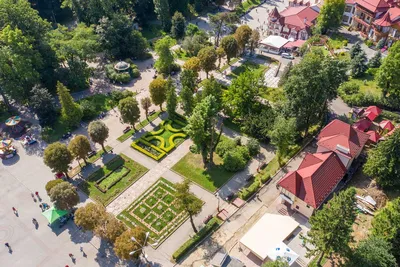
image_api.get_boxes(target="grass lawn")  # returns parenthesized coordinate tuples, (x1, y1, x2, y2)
(350, 73, 382, 97)
(117, 111, 162, 142)
(311, 46, 330, 56)
(79, 153, 148, 206)
(141, 24, 165, 40)
(336, 51, 351, 62)
(219, 58, 240, 72)
(174, 49, 191, 61)
(260, 87, 286, 103)
(118, 178, 198, 246)
(98, 166, 129, 191)
(228, 61, 268, 79)
(172, 152, 235, 192)
(223, 118, 245, 135)
(77, 94, 116, 116)
(327, 33, 348, 49)
(236, 0, 261, 15)
(68, 145, 113, 177)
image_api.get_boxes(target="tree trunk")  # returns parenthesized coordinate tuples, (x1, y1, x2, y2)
(201, 145, 208, 168)
(206, 71, 209, 79)
(160, 104, 163, 112)
(189, 213, 198, 233)
(78, 160, 82, 167)
(101, 143, 107, 154)
(0, 89, 12, 110)
(64, 172, 70, 179)
(132, 124, 136, 131)
(145, 110, 148, 120)
(83, 157, 88, 165)
(317, 251, 325, 267)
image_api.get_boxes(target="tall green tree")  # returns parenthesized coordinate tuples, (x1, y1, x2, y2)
(269, 116, 297, 165)
(185, 95, 219, 166)
(372, 198, 400, 264)
(166, 77, 177, 117)
(94, 213, 127, 243)
(154, 0, 171, 31)
(182, 33, 208, 56)
(75, 203, 107, 231)
(114, 227, 146, 260)
(88, 121, 109, 153)
(140, 97, 152, 119)
(43, 142, 73, 177)
(174, 180, 203, 233)
(180, 69, 197, 91)
(350, 51, 367, 77)
(0, 26, 41, 106)
(364, 130, 400, 187)
(216, 47, 226, 68)
(149, 77, 167, 110)
(49, 181, 80, 210)
(198, 46, 217, 78)
(284, 49, 347, 135)
(234, 25, 252, 54)
(350, 41, 363, 59)
(224, 70, 262, 118)
(302, 187, 357, 266)
(315, 0, 345, 34)
(209, 12, 239, 46)
(183, 57, 201, 73)
(118, 97, 140, 130)
(57, 82, 83, 127)
(346, 237, 397, 267)
(201, 76, 223, 110)
(171, 11, 186, 39)
(30, 85, 56, 126)
(369, 51, 382, 68)
(154, 36, 175, 74)
(221, 35, 239, 64)
(96, 15, 148, 59)
(249, 29, 260, 54)
(68, 135, 92, 165)
(180, 85, 195, 116)
(376, 42, 400, 99)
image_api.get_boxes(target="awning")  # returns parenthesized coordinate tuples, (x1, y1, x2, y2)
(42, 207, 68, 224)
(283, 39, 306, 49)
(267, 242, 299, 266)
(260, 36, 289, 49)
(280, 194, 294, 204)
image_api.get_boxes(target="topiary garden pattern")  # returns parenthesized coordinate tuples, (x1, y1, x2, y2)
(118, 178, 195, 247)
(131, 119, 187, 160)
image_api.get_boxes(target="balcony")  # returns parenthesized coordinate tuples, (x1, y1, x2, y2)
(353, 16, 371, 28)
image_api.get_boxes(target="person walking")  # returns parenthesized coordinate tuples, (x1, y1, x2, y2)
(5, 243, 10, 248)
(12, 207, 17, 215)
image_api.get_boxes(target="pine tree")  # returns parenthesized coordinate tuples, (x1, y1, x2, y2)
(369, 51, 382, 68)
(166, 77, 177, 118)
(57, 81, 83, 127)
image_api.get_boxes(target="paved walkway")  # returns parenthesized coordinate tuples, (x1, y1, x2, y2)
(264, 64, 280, 88)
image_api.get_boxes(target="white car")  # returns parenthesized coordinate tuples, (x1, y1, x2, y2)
(281, 53, 294, 59)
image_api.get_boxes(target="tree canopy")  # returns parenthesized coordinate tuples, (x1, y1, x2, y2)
(49, 181, 80, 210)
(269, 116, 297, 163)
(376, 41, 400, 100)
(43, 142, 73, 176)
(209, 12, 239, 46)
(198, 46, 217, 78)
(68, 135, 92, 165)
(57, 81, 83, 127)
(114, 227, 146, 260)
(315, 0, 345, 34)
(119, 97, 140, 129)
(154, 36, 175, 74)
(171, 11, 186, 39)
(88, 121, 109, 153)
(149, 77, 167, 110)
(221, 35, 239, 64)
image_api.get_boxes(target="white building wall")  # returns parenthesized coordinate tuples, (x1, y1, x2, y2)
(342, 4, 355, 25)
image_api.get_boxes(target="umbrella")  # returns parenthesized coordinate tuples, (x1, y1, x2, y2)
(42, 207, 68, 224)
(0, 139, 12, 149)
(5, 116, 21, 126)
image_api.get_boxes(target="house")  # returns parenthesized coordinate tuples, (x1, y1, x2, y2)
(343, 0, 356, 25)
(317, 119, 370, 169)
(278, 152, 347, 217)
(350, 0, 400, 46)
(267, 6, 319, 40)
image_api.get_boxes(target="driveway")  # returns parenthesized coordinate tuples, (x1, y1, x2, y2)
(338, 27, 379, 59)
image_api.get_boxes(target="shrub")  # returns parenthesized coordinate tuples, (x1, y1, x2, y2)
(105, 62, 141, 84)
(41, 127, 54, 143)
(366, 67, 379, 76)
(246, 138, 260, 156)
(215, 138, 236, 157)
(239, 181, 260, 200)
(343, 40, 349, 46)
(234, 136, 242, 146)
(261, 174, 271, 183)
(365, 39, 373, 47)
(131, 68, 140, 78)
(223, 149, 247, 171)
(172, 217, 221, 261)
(80, 100, 98, 121)
(110, 90, 134, 103)
(339, 81, 360, 95)
(45, 179, 64, 195)
(236, 146, 250, 161)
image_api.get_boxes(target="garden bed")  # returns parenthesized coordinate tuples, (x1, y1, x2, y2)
(131, 119, 187, 160)
(117, 111, 162, 142)
(117, 178, 199, 247)
(95, 166, 130, 193)
(78, 154, 148, 205)
(227, 61, 268, 79)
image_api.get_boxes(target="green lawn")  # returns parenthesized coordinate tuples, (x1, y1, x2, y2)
(228, 61, 268, 79)
(77, 94, 116, 116)
(236, 0, 262, 15)
(260, 87, 286, 103)
(68, 145, 113, 177)
(350, 73, 381, 97)
(172, 152, 235, 192)
(117, 111, 162, 142)
(118, 178, 196, 246)
(98, 166, 129, 191)
(79, 153, 148, 205)
(219, 58, 240, 72)
(327, 33, 348, 49)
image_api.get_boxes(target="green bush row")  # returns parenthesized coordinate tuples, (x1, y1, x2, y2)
(239, 175, 270, 200)
(131, 139, 166, 161)
(172, 217, 221, 262)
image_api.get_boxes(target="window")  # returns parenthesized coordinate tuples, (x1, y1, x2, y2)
(296, 205, 299, 209)
(306, 205, 310, 208)
(345, 5, 352, 13)
(342, 15, 350, 23)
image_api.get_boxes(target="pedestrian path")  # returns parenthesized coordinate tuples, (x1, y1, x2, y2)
(264, 64, 280, 88)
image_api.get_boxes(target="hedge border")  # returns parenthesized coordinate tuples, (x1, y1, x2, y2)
(131, 139, 166, 161)
(94, 166, 130, 193)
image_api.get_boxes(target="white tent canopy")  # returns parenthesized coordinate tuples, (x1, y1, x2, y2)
(260, 36, 289, 49)
(267, 242, 299, 266)
(239, 213, 299, 261)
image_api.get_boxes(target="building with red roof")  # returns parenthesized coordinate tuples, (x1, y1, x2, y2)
(350, 0, 400, 47)
(367, 130, 381, 143)
(267, 6, 319, 40)
(379, 120, 395, 131)
(363, 105, 382, 121)
(316, 119, 370, 169)
(278, 152, 346, 217)
(353, 118, 372, 132)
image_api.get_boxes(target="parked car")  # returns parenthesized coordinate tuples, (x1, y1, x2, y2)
(281, 53, 294, 59)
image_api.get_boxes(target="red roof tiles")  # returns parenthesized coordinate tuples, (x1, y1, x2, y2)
(273, 6, 319, 31)
(317, 119, 370, 159)
(364, 106, 382, 121)
(355, 0, 390, 13)
(279, 152, 346, 208)
(353, 118, 372, 132)
(379, 120, 395, 131)
(367, 130, 381, 143)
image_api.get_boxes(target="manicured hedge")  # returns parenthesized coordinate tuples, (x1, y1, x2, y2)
(172, 217, 221, 262)
(131, 139, 166, 161)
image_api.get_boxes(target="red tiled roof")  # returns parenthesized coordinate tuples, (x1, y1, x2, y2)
(379, 120, 395, 131)
(346, 0, 356, 4)
(367, 130, 381, 143)
(363, 105, 382, 121)
(353, 118, 372, 132)
(283, 39, 306, 48)
(386, 127, 399, 136)
(278, 6, 319, 30)
(317, 119, 370, 159)
(375, 11, 392, 26)
(355, 0, 390, 13)
(278, 152, 346, 208)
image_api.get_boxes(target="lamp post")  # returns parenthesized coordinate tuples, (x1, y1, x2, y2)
(129, 232, 158, 264)
(215, 193, 220, 212)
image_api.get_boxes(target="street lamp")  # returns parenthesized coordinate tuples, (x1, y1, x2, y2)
(129, 232, 158, 263)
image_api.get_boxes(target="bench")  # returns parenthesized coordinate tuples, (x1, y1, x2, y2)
(87, 151, 96, 158)
(123, 126, 131, 134)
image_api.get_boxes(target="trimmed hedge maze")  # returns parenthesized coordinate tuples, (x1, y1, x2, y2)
(131, 119, 187, 160)
(117, 178, 197, 247)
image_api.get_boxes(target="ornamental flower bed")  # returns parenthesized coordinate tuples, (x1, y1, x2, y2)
(117, 178, 199, 247)
(131, 119, 187, 161)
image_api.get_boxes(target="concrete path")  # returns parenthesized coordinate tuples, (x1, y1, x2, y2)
(264, 64, 280, 88)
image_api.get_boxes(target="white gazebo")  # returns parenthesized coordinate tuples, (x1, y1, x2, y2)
(259, 36, 289, 54)
(239, 213, 299, 265)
